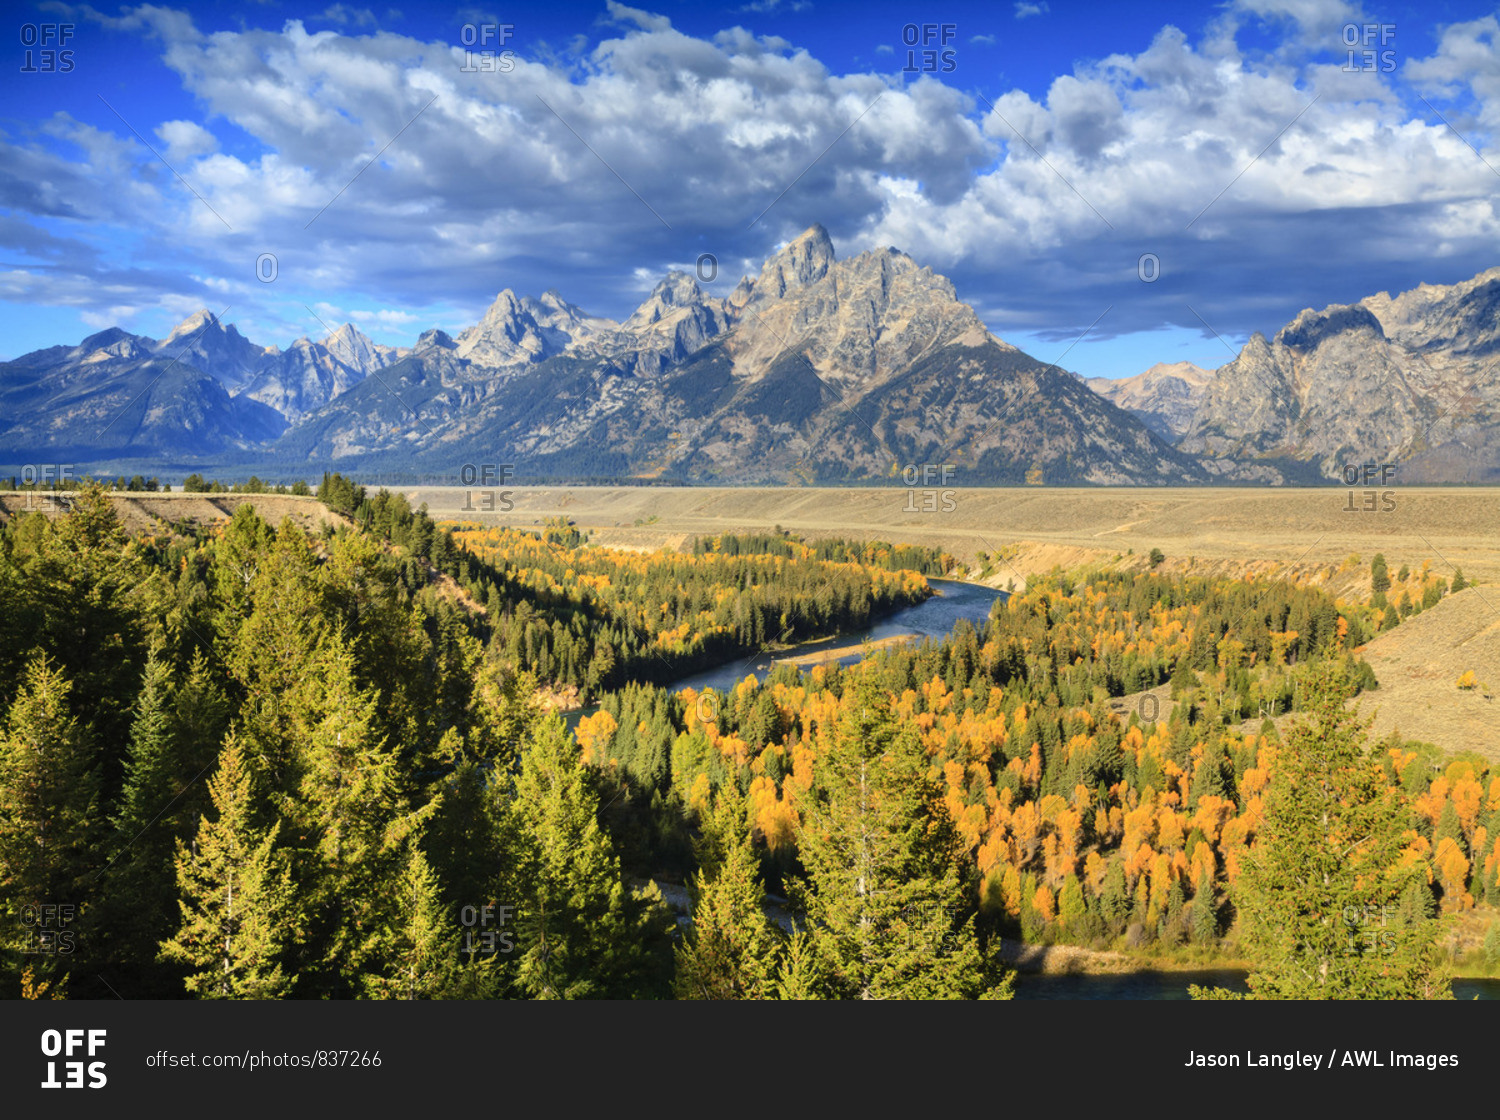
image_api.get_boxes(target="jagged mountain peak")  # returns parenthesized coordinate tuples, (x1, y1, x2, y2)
(325, 321, 364, 343)
(1087, 361, 1215, 443)
(321, 321, 383, 363)
(749, 223, 835, 303)
(454, 287, 615, 368)
(1180, 265, 1500, 482)
(73, 327, 154, 365)
(162, 308, 228, 341)
(1363, 267, 1500, 357)
(623, 271, 708, 328)
(76, 326, 143, 351)
(1140, 360, 1213, 385)
(1364, 265, 1500, 320)
(724, 226, 990, 386)
(24, 233, 1500, 487)
(150, 308, 273, 392)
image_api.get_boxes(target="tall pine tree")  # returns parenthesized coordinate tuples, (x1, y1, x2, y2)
(161, 736, 295, 999)
(284, 637, 434, 997)
(0, 654, 99, 996)
(360, 842, 460, 1000)
(506, 715, 673, 999)
(96, 653, 195, 994)
(1196, 662, 1450, 999)
(793, 669, 1011, 1000)
(674, 782, 784, 999)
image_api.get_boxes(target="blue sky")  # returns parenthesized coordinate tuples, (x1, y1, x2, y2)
(2, 0, 1499, 376)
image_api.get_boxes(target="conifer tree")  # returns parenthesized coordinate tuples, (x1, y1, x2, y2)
(1196, 662, 1450, 999)
(1191, 870, 1217, 945)
(285, 638, 433, 997)
(1099, 859, 1130, 934)
(1435, 800, 1464, 852)
(168, 650, 232, 823)
(506, 715, 673, 999)
(211, 503, 273, 627)
(226, 522, 329, 787)
(161, 737, 294, 999)
(675, 783, 784, 999)
(31, 484, 147, 777)
(772, 930, 828, 1000)
(361, 842, 459, 999)
(97, 654, 194, 992)
(793, 670, 1011, 999)
(424, 743, 508, 907)
(0, 654, 99, 993)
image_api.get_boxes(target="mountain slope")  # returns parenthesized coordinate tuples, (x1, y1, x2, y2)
(241, 322, 394, 423)
(23, 228, 1499, 485)
(0, 352, 285, 458)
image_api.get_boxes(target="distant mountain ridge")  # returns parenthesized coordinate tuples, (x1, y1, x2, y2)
(0, 313, 400, 457)
(3, 232, 1498, 484)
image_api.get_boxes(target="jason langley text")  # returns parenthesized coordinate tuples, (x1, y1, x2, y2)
(1185, 1052, 1459, 1070)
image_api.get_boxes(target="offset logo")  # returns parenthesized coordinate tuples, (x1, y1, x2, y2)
(40, 1029, 106, 1089)
(21, 903, 76, 954)
(460, 462, 515, 512)
(901, 23, 958, 73)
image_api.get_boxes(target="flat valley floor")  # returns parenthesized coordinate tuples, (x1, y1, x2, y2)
(411, 485, 1500, 586)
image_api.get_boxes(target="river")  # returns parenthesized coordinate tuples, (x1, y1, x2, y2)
(666, 578, 1004, 696)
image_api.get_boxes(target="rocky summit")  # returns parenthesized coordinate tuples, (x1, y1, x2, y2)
(1088, 362, 1214, 443)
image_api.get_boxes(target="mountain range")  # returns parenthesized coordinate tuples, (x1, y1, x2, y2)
(3, 226, 1497, 485)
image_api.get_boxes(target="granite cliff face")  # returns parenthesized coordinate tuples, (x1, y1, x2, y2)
(454, 289, 614, 369)
(151, 310, 275, 392)
(242, 322, 398, 423)
(1181, 270, 1500, 482)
